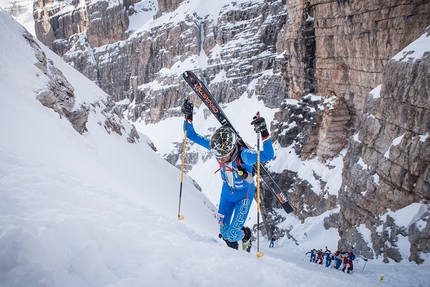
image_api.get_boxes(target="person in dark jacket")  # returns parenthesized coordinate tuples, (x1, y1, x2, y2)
(269, 237, 276, 248)
(306, 249, 317, 262)
(324, 247, 332, 267)
(333, 250, 342, 270)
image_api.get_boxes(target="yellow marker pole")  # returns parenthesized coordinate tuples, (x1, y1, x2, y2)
(177, 121, 188, 220)
(256, 131, 264, 259)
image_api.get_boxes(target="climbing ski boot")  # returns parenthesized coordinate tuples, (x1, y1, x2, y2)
(242, 226, 252, 242)
(241, 226, 252, 253)
(224, 239, 239, 250)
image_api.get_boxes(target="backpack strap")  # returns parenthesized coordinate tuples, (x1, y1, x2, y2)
(234, 148, 250, 179)
(214, 161, 234, 174)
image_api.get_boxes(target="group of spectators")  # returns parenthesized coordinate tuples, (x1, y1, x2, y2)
(305, 247, 368, 274)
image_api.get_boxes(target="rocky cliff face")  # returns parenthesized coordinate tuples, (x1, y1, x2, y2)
(32, 0, 289, 119)
(284, 0, 430, 120)
(339, 30, 430, 262)
(3, 0, 31, 17)
(277, 0, 430, 167)
(31, 0, 430, 263)
(33, 0, 131, 54)
(269, 0, 430, 263)
(23, 29, 89, 135)
(22, 27, 140, 143)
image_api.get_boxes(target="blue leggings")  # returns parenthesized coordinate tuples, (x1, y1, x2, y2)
(218, 184, 255, 242)
(335, 258, 342, 269)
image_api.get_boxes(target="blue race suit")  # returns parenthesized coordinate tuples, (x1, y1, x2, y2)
(184, 120, 274, 242)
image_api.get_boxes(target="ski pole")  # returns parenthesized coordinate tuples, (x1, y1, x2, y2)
(361, 260, 367, 273)
(255, 116, 264, 259)
(177, 120, 188, 220)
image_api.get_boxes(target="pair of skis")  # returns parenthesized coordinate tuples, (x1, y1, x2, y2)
(182, 70, 294, 215)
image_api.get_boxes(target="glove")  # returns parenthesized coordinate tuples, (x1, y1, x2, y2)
(181, 98, 193, 121)
(251, 113, 269, 138)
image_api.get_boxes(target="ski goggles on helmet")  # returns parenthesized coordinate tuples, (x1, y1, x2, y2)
(214, 147, 236, 161)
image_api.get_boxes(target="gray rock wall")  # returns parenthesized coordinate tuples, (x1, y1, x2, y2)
(33, 1, 289, 121)
(339, 37, 430, 262)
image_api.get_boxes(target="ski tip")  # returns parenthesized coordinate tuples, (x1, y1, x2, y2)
(183, 70, 193, 76)
(178, 214, 185, 220)
(256, 252, 264, 259)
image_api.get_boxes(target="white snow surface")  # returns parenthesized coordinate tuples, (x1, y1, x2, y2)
(392, 26, 430, 62)
(0, 0, 36, 35)
(369, 84, 381, 99)
(1, 8, 430, 287)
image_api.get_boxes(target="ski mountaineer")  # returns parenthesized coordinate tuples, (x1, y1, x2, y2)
(181, 99, 275, 250)
(333, 250, 342, 270)
(324, 247, 332, 267)
(269, 237, 276, 248)
(306, 249, 317, 262)
(341, 250, 355, 273)
(315, 249, 324, 264)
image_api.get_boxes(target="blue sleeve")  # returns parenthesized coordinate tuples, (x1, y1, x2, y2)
(240, 138, 274, 165)
(261, 138, 275, 161)
(183, 120, 210, 150)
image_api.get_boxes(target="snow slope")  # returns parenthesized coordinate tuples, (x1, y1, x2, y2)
(0, 0, 34, 35)
(1, 9, 430, 287)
